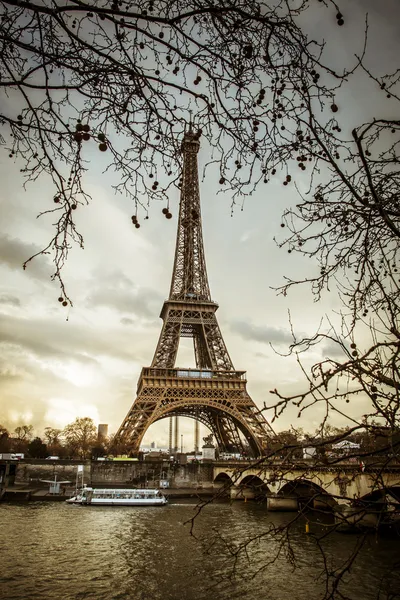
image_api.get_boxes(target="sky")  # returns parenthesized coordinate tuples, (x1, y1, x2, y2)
(0, 0, 399, 450)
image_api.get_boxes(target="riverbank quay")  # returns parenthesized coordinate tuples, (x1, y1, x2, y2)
(0, 456, 227, 502)
(1, 483, 217, 502)
(0, 457, 220, 502)
(2, 457, 217, 488)
(3, 457, 400, 510)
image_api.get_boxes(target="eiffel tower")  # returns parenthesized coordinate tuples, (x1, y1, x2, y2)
(115, 129, 274, 456)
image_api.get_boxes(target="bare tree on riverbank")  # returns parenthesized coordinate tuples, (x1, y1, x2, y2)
(62, 417, 97, 458)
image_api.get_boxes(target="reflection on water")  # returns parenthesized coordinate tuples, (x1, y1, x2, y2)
(0, 500, 399, 600)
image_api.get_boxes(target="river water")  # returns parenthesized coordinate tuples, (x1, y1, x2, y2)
(0, 500, 399, 600)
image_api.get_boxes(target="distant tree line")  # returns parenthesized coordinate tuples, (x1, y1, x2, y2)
(1, 419, 399, 463)
(0, 418, 107, 459)
(269, 424, 400, 465)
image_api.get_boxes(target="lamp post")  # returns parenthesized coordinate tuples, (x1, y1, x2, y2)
(181, 435, 183, 454)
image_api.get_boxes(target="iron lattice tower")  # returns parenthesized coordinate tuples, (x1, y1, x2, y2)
(115, 130, 274, 456)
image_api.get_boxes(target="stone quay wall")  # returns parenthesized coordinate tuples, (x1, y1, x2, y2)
(14, 460, 91, 487)
(91, 460, 214, 488)
(12, 459, 215, 489)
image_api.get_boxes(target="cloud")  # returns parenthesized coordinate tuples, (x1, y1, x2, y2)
(0, 329, 140, 432)
(231, 320, 294, 346)
(44, 398, 100, 429)
(0, 293, 20, 306)
(121, 317, 135, 325)
(239, 229, 257, 243)
(0, 234, 52, 280)
(254, 351, 269, 359)
(0, 311, 135, 362)
(87, 286, 162, 317)
(321, 341, 350, 358)
(86, 268, 164, 318)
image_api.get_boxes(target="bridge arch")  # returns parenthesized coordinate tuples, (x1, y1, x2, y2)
(213, 472, 233, 496)
(234, 474, 271, 500)
(354, 485, 400, 506)
(334, 485, 400, 532)
(279, 478, 337, 510)
(214, 472, 233, 485)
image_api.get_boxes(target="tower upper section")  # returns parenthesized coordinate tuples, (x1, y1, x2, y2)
(168, 130, 212, 302)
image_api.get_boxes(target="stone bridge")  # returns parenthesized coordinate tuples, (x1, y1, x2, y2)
(213, 462, 400, 512)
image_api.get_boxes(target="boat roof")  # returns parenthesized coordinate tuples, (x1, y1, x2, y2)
(84, 488, 162, 493)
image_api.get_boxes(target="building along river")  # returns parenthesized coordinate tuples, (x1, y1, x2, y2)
(0, 499, 399, 600)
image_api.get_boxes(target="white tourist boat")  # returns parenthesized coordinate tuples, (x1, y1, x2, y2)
(66, 487, 167, 506)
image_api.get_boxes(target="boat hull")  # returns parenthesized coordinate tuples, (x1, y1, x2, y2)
(85, 498, 167, 506)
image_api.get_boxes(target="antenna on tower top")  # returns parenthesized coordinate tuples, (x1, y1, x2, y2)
(187, 109, 193, 133)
